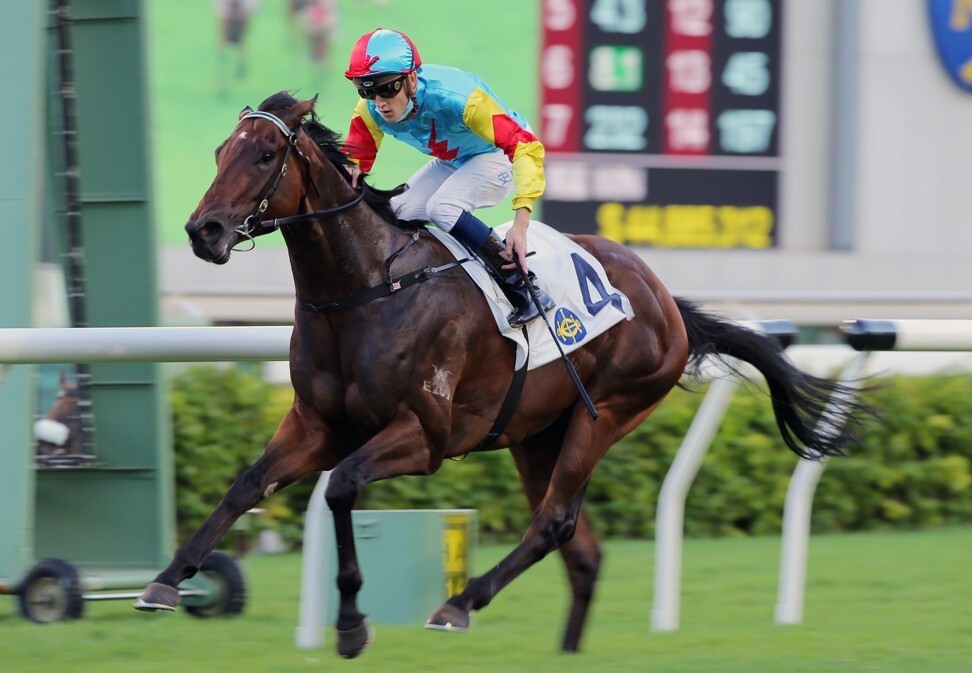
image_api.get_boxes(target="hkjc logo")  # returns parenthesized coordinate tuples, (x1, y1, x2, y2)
(554, 308, 587, 345)
(928, 0, 972, 93)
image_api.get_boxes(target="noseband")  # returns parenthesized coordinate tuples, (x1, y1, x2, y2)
(233, 111, 367, 249)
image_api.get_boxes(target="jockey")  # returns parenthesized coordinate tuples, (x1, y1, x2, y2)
(341, 27, 555, 327)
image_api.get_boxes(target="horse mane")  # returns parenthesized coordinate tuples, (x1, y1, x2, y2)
(257, 92, 405, 227)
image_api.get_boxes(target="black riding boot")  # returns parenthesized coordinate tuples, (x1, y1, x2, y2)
(475, 231, 556, 327)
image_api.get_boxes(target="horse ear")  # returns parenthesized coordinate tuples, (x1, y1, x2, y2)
(278, 96, 318, 131)
(296, 95, 318, 117)
(238, 105, 253, 120)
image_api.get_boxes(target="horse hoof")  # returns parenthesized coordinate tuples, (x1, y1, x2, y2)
(133, 582, 180, 612)
(336, 620, 374, 659)
(425, 602, 469, 632)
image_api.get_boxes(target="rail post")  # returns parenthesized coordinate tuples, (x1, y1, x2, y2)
(651, 320, 797, 632)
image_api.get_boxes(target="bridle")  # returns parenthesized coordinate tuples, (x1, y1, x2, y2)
(232, 110, 367, 250)
(225, 110, 470, 314)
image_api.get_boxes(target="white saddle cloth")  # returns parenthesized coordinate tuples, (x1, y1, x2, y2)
(428, 221, 635, 370)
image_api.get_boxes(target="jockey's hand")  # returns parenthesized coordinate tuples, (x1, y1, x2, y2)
(501, 207, 531, 274)
(346, 163, 363, 189)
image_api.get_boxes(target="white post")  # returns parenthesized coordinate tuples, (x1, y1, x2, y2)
(295, 471, 332, 649)
(774, 459, 826, 625)
(651, 375, 740, 632)
(775, 351, 869, 624)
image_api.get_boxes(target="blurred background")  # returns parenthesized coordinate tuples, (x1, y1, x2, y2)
(152, 0, 542, 325)
(144, 0, 972, 333)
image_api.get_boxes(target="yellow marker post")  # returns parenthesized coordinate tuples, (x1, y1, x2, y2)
(443, 514, 470, 597)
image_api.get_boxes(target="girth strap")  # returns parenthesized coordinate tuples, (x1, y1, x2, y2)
(469, 331, 529, 454)
(298, 259, 469, 313)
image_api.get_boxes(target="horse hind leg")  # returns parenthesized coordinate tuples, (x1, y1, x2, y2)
(557, 516, 601, 652)
(426, 413, 608, 649)
(425, 474, 593, 637)
(509, 436, 601, 652)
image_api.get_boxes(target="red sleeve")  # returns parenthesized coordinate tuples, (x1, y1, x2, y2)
(342, 114, 380, 173)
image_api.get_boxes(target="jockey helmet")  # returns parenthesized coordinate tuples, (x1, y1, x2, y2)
(345, 28, 422, 83)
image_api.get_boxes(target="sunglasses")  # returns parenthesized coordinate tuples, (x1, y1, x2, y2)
(356, 76, 405, 100)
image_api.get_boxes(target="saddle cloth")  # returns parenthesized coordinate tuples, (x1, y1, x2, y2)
(428, 221, 635, 370)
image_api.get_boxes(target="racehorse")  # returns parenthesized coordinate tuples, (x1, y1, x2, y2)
(135, 92, 872, 657)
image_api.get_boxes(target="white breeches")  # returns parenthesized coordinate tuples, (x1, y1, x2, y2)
(389, 151, 515, 231)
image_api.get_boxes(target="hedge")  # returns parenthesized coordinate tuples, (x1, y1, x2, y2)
(170, 366, 972, 546)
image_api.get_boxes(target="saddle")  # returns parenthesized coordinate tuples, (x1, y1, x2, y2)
(429, 221, 634, 371)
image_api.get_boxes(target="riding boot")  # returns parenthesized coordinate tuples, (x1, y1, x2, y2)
(475, 232, 556, 327)
(450, 211, 556, 327)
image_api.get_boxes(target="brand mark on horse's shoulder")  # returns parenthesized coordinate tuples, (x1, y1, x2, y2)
(238, 131, 248, 140)
(423, 365, 453, 400)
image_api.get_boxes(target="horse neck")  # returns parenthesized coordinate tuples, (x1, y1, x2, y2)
(282, 147, 403, 302)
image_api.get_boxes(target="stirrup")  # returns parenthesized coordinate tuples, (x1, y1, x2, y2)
(506, 278, 555, 327)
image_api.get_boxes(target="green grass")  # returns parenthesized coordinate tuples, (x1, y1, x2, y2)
(2, 529, 970, 672)
(148, 0, 539, 244)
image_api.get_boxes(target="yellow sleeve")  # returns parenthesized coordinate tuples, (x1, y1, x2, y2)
(462, 88, 545, 211)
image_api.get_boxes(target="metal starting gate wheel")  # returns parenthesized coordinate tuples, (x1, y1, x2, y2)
(17, 557, 84, 623)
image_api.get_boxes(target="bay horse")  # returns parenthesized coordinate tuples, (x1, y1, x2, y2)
(135, 92, 870, 657)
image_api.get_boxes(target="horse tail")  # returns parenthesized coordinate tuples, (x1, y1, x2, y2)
(674, 297, 871, 459)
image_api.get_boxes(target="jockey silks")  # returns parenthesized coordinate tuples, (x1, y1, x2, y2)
(343, 64, 546, 212)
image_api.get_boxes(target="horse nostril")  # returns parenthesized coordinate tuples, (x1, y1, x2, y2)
(199, 222, 221, 238)
(197, 221, 223, 241)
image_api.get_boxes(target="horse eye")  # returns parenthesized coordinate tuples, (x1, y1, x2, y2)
(261, 151, 274, 164)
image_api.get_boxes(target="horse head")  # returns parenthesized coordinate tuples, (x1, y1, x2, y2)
(185, 93, 321, 264)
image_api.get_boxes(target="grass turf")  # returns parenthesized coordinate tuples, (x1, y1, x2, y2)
(1, 529, 969, 672)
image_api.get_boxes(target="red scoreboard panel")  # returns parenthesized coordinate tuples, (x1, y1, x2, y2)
(540, 0, 782, 248)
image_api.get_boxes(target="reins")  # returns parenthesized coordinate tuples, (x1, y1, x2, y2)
(233, 110, 473, 311)
(233, 110, 367, 248)
(234, 185, 368, 246)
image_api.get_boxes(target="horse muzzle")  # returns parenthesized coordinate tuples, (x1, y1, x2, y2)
(185, 217, 232, 264)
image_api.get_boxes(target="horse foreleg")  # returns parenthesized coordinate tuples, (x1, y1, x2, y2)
(323, 412, 434, 659)
(135, 405, 329, 611)
(323, 467, 371, 658)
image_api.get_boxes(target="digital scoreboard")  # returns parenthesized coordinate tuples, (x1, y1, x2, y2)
(539, 0, 783, 248)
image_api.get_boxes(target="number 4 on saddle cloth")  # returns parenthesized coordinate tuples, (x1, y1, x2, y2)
(429, 221, 635, 371)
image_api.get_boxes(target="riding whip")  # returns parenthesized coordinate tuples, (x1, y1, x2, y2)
(513, 256, 598, 420)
